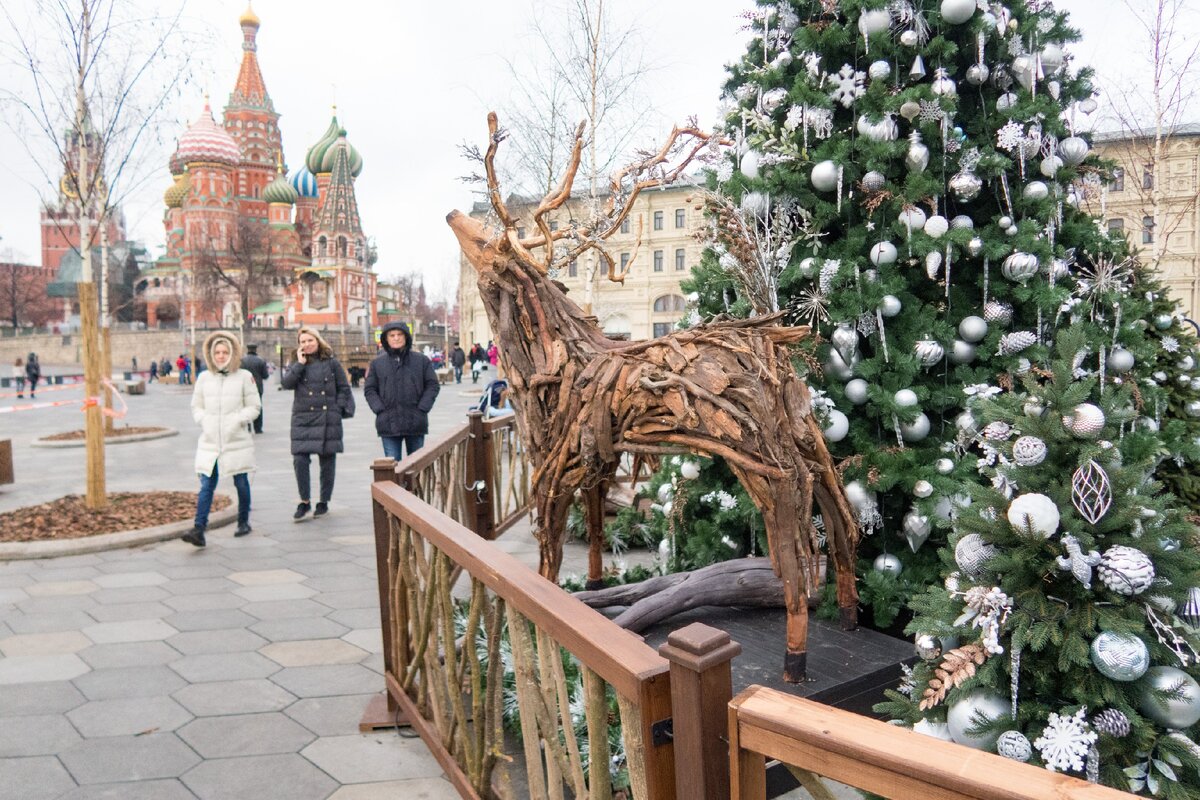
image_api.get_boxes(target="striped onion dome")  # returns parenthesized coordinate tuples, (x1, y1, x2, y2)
(163, 171, 191, 208)
(316, 130, 363, 177)
(263, 167, 297, 205)
(289, 166, 318, 198)
(177, 103, 241, 166)
(304, 115, 341, 174)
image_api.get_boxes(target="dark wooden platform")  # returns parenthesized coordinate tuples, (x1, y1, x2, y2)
(640, 606, 915, 716)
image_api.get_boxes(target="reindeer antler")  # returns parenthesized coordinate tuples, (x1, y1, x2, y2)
(481, 112, 730, 281)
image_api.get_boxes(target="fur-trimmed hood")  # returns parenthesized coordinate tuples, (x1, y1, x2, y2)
(202, 330, 243, 374)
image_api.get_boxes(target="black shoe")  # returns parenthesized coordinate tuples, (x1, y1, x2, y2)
(313, 502, 328, 518)
(181, 527, 206, 547)
(293, 503, 311, 521)
(235, 523, 252, 537)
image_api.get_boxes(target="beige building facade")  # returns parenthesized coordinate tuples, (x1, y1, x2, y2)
(458, 185, 701, 348)
(1091, 126, 1200, 321)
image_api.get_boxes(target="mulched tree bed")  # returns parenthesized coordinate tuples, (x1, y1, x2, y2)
(41, 426, 170, 442)
(0, 492, 228, 543)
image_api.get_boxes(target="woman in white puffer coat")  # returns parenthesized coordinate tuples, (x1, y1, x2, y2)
(183, 331, 261, 548)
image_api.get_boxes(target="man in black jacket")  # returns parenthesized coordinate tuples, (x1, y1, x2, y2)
(364, 322, 440, 460)
(450, 342, 466, 384)
(240, 343, 270, 433)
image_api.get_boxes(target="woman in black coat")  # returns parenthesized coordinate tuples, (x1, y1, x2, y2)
(281, 327, 354, 520)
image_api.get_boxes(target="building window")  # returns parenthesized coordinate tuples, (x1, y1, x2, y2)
(1143, 216, 1154, 244)
(620, 252, 630, 270)
(1143, 165, 1154, 190)
(1111, 168, 1125, 192)
(318, 236, 327, 257)
(620, 218, 630, 234)
(653, 250, 663, 272)
(675, 208, 685, 228)
(653, 211, 663, 230)
(1107, 218, 1125, 233)
(653, 322, 673, 337)
(568, 261, 577, 277)
(338, 237, 347, 257)
(675, 248, 686, 271)
(653, 294, 686, 312)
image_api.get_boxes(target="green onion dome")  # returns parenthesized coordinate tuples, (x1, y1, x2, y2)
(263, 167, 297, 205)
(304, 114, 341, 174)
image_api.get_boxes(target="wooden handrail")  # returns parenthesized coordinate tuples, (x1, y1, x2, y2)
(372, 480, 669, 700)
(729, 685, 1134, 800)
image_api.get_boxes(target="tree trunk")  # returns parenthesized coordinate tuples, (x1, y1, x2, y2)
(571, 557, 820, 633)
(79, 280, 106, 508)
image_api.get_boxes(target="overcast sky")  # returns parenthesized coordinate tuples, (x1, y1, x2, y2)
(0, 0, 1182, 300)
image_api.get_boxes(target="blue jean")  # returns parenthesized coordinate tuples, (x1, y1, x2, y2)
(381, 435, 425, 461)
(195, 463, 250, 530)
(454, 365, 463, 383)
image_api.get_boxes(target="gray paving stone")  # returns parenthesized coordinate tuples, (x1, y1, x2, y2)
(161, 578, 238, 595)
(59, 733, 201, 784)
(82, 618, 177, 644)
(158, 564, 234, 580)
(91, 570, 168, 586)
(302, 732, 445, 783)
(291, 561, 368, 578)
(0, 653, 90, 684)
(242, 598, 333, 621)
(5, 610, 103, 634)
(182, 753, 336, 800)
(233, 583, 316, 602)
(162, 592, 247, 611)
(86, 601, 175, 623)
(0, 755, 78, 800)
(0, 587, 30, 604)
(250, 616, 349, 642)
(33, 566, 101, 581)
(24, 579, 99, 597)
(164, 608, 259, 632)
(67, 696, 193, 737)
(78, 641, 182, 669)
(91, 586, 170, 605)
(325, 779, 460, 800)
(359, 653, 385, 675)
(0, 681, 86, 716)
(177, 712, 315, 758)
(303, 575, 373, 593)
(0, 572, 35, 589)
(15, 595, 98, 614)
(227, 569, 306, 586)
(311, 589, 379, 610)
(73, 665, 187, 701)
(173, 679, 296, 716)
(57, 778, 199, 799)
(270, 664, 380, 698)
(341, 628, 383, 654)
(286, 550, 357, 564)
(326, 608, 383, 630)
(166, 628, 267, 655)
(0, 630, 91, 656)
(283, 694, 376, 736)
(169, 652, 280, 682)
(0, 713, 82, 756)
(216, 558, 297, 573)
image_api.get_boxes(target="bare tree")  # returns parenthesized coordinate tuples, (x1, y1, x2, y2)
(0, 261, 59, 328)
(0, 0, 196, 508)
(193, 218, 280, 342)
(1095, 0, 1200, 272)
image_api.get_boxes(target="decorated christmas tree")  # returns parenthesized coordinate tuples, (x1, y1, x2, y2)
(671, 0, 1200, 625)
(876, 325, 1200, 795)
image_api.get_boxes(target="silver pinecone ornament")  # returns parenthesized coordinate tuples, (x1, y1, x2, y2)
(999, 331, 1037, 355)
(1097, 545, 1155, 596)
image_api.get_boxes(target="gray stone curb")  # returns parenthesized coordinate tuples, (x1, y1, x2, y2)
(0, 493, 235, 560)
(32, 428, 180, 448)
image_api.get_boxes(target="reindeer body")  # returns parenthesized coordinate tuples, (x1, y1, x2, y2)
(449, 209, 859, 681)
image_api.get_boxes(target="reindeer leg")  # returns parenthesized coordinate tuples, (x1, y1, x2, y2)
(536, 488, 573, 582)
(582, 481, 609, 590)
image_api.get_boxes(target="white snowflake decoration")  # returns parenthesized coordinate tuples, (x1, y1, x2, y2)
(964, 383, 1002, 400)
(827, 64, 866, 108)
(1034, 708, 1097, 773)
(701, 490, 738, 511)
(996, 121, 1025, 152)
(918, 99, 945, 124)
(1162, 336, 1181, 353)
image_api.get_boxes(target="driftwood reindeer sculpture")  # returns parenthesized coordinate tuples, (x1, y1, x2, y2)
(447, 113, 859, 681)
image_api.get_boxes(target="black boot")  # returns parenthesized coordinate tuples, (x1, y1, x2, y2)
(293, 502, 311, 521)
(235, 523, 252, 537)
(313, 502, 328, 518)
(181, 527, 206, 547)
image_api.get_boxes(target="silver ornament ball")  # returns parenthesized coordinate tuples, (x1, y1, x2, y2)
(949, 340, 977, 364)
(870, 241, 898, 266)
(958, 316, 989, 343)
(1090, 632, 1150, 682)
(1138, 667, 1200, 729)
(873, 553, 903, 576)
(810, 160, 839, 192)
(996, 730, 1033, 762)
(901, 412, 931, 442)
(936, 458, 955, 475)
(947, 690, 1011, 750)
(894, 389, 919, 408)
(844, 378, 870, 406)
(879, 295, 902, 318)
(1106, 347, 1135, 373)
(955, 533, 997, 577)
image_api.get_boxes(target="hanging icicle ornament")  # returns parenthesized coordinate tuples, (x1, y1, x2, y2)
(1071, 460, 1113, 525)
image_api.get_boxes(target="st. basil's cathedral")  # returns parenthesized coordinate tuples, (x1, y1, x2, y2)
(141, 5, 376, 334)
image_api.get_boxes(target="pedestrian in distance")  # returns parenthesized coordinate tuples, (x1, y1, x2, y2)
(364, 321, 439, 461)
(240, 343, 270, 434)
(176, 354, 190, 385)
(25, 353, 40, 398)
(281, 327, 354, 521)
(12, 357, 25, 398)
(183, 331, 261, 547)
(450, 341, 466, 384)
(148, 359, 158, 383)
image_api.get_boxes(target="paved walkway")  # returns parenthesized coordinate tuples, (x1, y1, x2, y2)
(0, 368, 526, 800)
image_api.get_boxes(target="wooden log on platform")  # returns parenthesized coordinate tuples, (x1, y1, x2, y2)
(573, 557, 828, 633)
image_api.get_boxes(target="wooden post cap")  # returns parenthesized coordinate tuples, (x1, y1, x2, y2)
(659, 623, 742, 672)
(371, 458, 397, 469)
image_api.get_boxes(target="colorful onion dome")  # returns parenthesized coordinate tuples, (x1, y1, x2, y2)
(316, 132, 363, 177)
(168, 145, 185, 176)
(177, 103, 241, 166)
(239, 3, 259, 27)
(263, 167, 297, 205)
(163, 171, 191, 208)
(304, 113, 341, 174)
(289, 166, 318, 198)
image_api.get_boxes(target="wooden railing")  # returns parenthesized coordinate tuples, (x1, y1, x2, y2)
(728, 685, 1135, 800)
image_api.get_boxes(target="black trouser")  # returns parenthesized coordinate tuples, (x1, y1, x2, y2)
(252, 391, 264, 433)
(293, 453, 336, 503)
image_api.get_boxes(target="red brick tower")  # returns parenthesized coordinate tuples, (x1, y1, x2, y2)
(222, 3, 282, 220)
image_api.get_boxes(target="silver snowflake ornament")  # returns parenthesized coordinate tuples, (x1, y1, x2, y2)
(918, 99, 945, 123)
(996, 121, 1025, 152)
(827, 64, 866, 108)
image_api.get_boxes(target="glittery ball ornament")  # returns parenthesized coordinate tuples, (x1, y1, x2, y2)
(1137, 667, 1200, 729)
(983, 421, 1013, 441)
(996, 730, 1033, 762)
(955, 533, 998, 577)
(1097, 545, 1155, 596)
(914, 633, 942, 661)
(1062, 403, 1106, 438)
(1012, 436, 1047, 466)
(1089, 632, 1149, 682)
